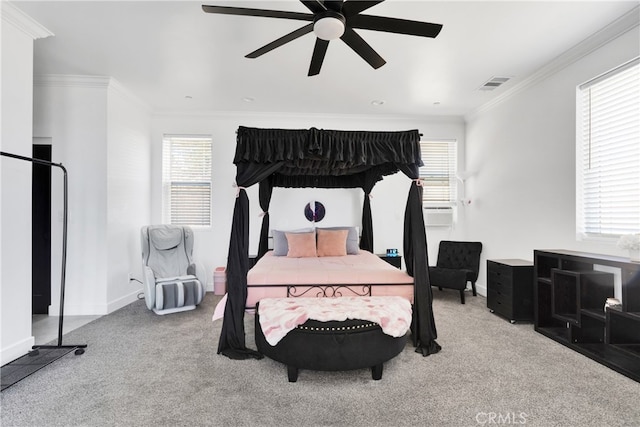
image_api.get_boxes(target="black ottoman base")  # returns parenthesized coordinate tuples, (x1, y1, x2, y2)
(255, 307, 407, 382)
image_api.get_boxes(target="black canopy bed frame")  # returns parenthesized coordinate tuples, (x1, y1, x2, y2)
(218, 126, 441, 360)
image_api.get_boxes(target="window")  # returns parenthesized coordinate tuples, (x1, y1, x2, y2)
(419, 139, 458, 207)
(162, 135, 212, 226)
(576, 58, 640, 238)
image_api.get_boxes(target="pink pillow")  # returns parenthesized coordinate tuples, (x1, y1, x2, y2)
(316, 229, 348, 257)
(286, 231, 317, 258)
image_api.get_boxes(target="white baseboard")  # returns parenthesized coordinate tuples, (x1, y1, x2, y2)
(206, 280, 214, 293)
(49, 303, 108, 316)
(48, 289, 142, 316)
(107, 289, 143, 314)
(49, 305, 95, 316)
(1, 335, 35, 366)
(476, 284, 487, 297)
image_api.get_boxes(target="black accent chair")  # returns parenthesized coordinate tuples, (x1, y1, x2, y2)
(429, 241, 483, 304)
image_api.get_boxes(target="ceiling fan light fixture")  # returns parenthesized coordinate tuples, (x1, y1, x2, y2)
(202, 3, 443, 76)
(313, 11, 346, 41)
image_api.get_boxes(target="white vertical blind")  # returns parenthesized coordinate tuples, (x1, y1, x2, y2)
(162, 135, 212, 226)
(577, 58, 640, 237)
(419, 140, 457, 207)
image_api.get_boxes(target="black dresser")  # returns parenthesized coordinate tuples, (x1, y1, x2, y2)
(487, 259, 534, 323)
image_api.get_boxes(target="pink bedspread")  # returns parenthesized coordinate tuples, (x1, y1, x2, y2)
(248, 250, 414, 285)
(246, 251, 414, 308)
(246, 250, 413, 312)
(258, 296, 412, 346)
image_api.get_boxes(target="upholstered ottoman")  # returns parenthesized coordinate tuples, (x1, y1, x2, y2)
(254, 297, 410, 382)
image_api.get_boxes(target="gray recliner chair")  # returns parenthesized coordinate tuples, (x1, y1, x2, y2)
(141, 225, 204, 315)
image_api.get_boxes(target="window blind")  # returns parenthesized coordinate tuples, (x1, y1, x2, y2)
(419, 140, 457, 207)
(162, 135, 212, 226)
(577, 58, 640, 237)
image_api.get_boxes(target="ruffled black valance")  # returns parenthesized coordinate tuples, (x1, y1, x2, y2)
(270, 163, 398, 189)
(234, 126, 423, 173)
(218, 126, 440, 360)
(271, 173, 368, 189)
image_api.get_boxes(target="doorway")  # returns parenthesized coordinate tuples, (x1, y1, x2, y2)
(32, 141, 52, 314)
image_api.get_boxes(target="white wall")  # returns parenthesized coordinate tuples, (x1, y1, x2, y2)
(33, 76, 109, 315)
(150, 113, 465, 288)
(0, 2, 52, 364)
(106, 82, 151, 311)
(465, 25, 640, 296)
(33, 76, 151, 315)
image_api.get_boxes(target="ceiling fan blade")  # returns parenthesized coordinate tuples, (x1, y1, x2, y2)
(340, 28, 385, 69)
(300, 0, 326, 14)
(308, 38, 330, 76)
(349, 15, 443, 38)
(246, 24, 314, 59)
(323, 0, 345, 13)
(202, 5, 313, 22)
(342, 1, 384, 17)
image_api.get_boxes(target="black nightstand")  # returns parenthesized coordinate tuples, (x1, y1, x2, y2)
(487, 259, 534, 323)
(378, 255, 402, 269)
(249, 255, 258, 269)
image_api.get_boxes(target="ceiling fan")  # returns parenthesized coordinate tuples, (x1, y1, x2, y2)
(202, 0, 443, 76)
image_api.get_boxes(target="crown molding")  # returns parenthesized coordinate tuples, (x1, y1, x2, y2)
(34, 74, 151, 112)
(34, 74, 111, 88)
(152, 108, 465, 124)
(1, 1, 53, 40)
(466, 5, 640, 122)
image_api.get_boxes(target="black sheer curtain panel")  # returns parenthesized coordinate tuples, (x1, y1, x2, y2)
(218, 162, 282, 359)
(398, 164, 441, 356)
(257, 177, 273, 260)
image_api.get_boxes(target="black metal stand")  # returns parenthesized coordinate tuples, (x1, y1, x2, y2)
(1, 151, 86, 390)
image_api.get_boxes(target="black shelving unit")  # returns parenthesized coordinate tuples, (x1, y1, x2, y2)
(551, 269, 614, 327)
(534, 250, 640, 382)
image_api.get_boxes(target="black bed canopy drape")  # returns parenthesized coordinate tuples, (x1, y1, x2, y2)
(218, 126, 441, 359)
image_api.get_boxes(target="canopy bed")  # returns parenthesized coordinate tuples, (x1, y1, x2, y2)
(218, 126, 441, 360)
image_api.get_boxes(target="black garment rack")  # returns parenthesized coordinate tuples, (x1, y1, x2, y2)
(0, 151, 86, 391)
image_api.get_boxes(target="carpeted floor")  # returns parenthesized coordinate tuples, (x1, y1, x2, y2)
(1, 290, 639, 427)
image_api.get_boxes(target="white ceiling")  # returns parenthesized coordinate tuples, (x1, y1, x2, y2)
(14, 0, 640, 117)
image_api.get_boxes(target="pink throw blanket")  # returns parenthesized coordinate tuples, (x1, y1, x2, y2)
(258, 296, 412, 346)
